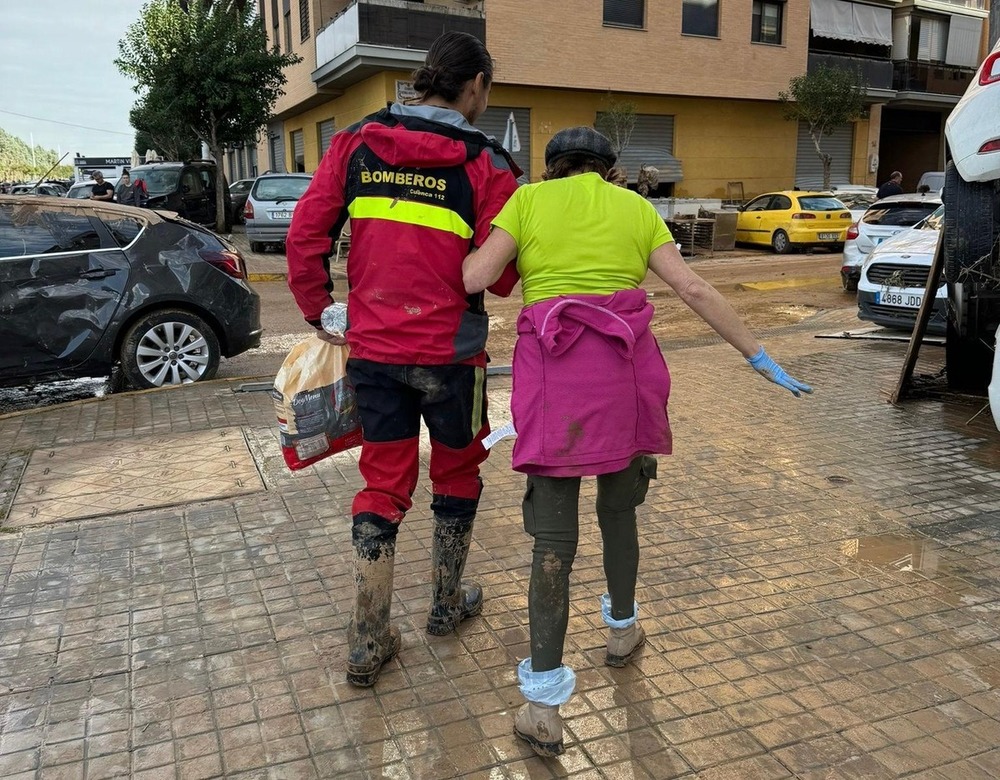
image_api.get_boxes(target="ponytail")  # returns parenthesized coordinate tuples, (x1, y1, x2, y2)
(411, 31, 493, 103)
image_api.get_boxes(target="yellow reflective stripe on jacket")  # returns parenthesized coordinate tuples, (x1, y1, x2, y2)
(348, 196, 474, 239)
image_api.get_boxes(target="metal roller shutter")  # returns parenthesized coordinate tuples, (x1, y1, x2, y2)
(291, 130, 305, 172)
(268, 121, 285, 173)
(319, 120, 335, 155)
(627, 114, 675, 153)
(795, 122, 854, 188)
(474, 107, 530, 181)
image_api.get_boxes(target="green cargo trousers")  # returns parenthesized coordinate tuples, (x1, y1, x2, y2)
(521, 456, 657, 672)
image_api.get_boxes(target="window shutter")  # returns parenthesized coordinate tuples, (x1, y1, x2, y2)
(603, 0, 644, 27)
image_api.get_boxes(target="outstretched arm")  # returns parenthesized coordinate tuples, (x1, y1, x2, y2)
(464, 227, 518, 294)
(648, 242, 812, 397)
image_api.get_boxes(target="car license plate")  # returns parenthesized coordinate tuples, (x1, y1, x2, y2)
(877, 291, 922, 308)
(271, 210, 294, 220)
(819, 232, 839, 240)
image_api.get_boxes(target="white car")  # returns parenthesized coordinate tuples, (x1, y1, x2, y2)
(947, 43, 1000, 183)
(840, 193, 942, 291)
(857, 205, 946, 334)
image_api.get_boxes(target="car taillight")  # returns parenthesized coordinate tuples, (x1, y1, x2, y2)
(791, 213, 816, 219)
(979, 52, 1000, 86)
(199, 249, 246, 279)
(846, 223, 859, 240)
(243, 200, 254, 220)
(978, 139, 1000, 154)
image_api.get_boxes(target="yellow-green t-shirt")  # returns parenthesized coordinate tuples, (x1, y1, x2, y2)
(491, 172, 674, 305)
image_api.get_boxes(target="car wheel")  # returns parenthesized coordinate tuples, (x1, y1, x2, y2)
(944, 161, 999, 284)
(831, 243, 845, 253)
(120, 310, 220, 389)
(772, 230, 792, 255)
(250, 241, 263, 253)
(841, 272, 858, 293)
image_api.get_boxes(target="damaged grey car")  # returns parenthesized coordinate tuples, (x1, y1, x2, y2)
(0, 196, 262, 389)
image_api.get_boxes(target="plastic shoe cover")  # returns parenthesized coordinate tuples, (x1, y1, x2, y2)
(600, 593, 638, 628)
(516, 658, 576, 705)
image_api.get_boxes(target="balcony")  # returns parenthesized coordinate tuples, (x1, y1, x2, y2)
(914, 0, 987, 11)
(892, 60, 975, 98)
(808, 51, 894, 92)
(313, 0, 485, 90)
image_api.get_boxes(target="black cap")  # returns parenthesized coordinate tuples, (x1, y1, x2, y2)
(544, 127, 617, 168)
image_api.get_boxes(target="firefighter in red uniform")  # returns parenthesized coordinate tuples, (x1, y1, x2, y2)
(286, 32, 520, 687)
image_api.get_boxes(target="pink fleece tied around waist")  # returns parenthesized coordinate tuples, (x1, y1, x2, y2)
(511, 289, 672, 477)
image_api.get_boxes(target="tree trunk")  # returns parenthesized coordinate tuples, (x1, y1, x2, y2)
(822, 157, 832, 192)
(206, 126, 229, 234)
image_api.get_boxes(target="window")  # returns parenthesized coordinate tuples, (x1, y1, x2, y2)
(283, 0, 292, 52)
(914, 15, 948, 63)
(291, 130, 305, 173)
(752, 0, 783, 44)
(682, 0, 719, 37)
(101, 217, 144, 248)
(603, 0, 644, 28)
(744, 195, 774, 212)
(299, 0, 310, 41)
(181, 170, 202, 196)
(271, 0, 280, 50)
(0, 206, 102, 258)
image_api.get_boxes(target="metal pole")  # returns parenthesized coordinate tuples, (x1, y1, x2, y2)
(991, 0, 999, 49)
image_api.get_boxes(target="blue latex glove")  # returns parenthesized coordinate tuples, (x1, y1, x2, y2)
(747, 347, 813, 397)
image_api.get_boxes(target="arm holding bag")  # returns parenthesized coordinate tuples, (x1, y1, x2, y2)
(272, 337, 363, 470)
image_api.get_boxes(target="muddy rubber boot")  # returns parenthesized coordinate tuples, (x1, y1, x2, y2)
(346, 514, 401, 688)
(606, 621, 646, 667)
(426, 514, 483, 636)
(514, 703, 565, 757)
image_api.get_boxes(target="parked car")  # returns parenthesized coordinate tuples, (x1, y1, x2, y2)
(228, 179, 254, 224)
(943, 36, 1000, 391)
(127, 160, 231, 230)
(66, 178, 121, 200)
(244, 173, 312, 252)
(832, 188, 879, 224)
(915, 170, 945, 195)
(735, 191, 852, 254)
(857, 205, 945, 334)
(840, 193, 942, 291)
(9, 183, 65, 197)
(0, 195, 261, 389)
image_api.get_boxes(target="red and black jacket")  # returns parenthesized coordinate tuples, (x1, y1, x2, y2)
(286, 105, 521, 365)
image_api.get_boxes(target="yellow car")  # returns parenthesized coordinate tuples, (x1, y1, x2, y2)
(735, 191, 853, 254)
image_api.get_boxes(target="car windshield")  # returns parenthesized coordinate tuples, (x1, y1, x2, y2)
(253, 177, 310, 203)
(131, 168, 181, 197)
(230, 181, 253, 194)
(837, 193, 877, 210)
(797, 196, 845, 211)
(862, 202, 939, 227)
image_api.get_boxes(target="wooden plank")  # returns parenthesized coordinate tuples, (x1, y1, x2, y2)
(890, 225, 947, 404)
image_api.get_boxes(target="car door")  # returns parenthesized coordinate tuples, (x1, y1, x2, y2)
(180, 168, 211, 226)
(767, 194, 794, 239)
(0, 204, 132, 379)
(736, 195, 774, 245)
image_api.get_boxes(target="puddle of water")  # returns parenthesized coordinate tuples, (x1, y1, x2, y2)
(842, 534, 943, 575)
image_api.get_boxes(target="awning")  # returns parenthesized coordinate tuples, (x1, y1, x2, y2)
(810, 0, 892, 47)
(946, 15, 983, 68)
(616, 148, 683, 184)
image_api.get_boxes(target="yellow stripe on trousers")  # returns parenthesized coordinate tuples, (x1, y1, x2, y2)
(348, 196, 474, 239)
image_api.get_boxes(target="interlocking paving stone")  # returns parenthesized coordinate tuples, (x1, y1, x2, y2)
(0, 331, 999, 776)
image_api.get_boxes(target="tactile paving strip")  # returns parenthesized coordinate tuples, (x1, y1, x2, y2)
(5, 427, 264, 527)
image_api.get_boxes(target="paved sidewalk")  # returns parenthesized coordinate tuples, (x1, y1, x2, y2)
(2, 319, 1000, 779)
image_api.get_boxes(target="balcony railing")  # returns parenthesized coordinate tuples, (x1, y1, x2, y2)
(315, 0, 485, 86)
(808, 51, 893, 91)
(919, 0, 986, 11)
(892, 60, 975, 96)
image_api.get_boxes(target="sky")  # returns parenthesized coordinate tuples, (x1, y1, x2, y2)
(1, 1, 144, 159)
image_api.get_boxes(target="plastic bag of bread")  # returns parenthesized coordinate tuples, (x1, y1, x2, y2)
(272, 337, 362, 470)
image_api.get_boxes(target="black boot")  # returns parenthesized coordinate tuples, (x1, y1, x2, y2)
(346, 513, 401, 687)
(426, 498, 483, 636)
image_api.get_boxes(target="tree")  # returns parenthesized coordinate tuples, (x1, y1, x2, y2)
(778, 66, 867, 191)
(0, 128, 72, 182)
(132, 92, 201, 162)
(595, 96, 637, 156)
(116, 0, 299, 231)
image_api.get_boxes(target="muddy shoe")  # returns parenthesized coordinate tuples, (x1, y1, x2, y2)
(605, 621, 645, 667)
(426, 581, 483, 635)
(346, 625, 401, 687)
(514, 702, 565, 757)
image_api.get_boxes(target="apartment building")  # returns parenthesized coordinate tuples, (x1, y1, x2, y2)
(241, 0, 986, 199)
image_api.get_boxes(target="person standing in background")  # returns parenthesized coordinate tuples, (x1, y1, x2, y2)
(877, 171, 903, 198)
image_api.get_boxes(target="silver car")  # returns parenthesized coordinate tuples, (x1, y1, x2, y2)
(244, 173, 312, 252)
